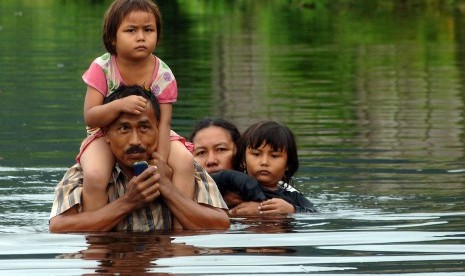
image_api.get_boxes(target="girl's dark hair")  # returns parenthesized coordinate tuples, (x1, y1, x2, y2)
(189, 117, 241, 148)
(233, 121, 299, 184)
(104, 85, 160, 121)
(102, 0, 162, 55)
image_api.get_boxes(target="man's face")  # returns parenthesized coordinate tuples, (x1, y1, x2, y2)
(103, 102, 159, 176)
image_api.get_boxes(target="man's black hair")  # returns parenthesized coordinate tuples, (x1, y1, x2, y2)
(104, 85, 161, 122)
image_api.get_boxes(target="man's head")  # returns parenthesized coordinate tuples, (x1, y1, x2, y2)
(102, 85, 161, 175)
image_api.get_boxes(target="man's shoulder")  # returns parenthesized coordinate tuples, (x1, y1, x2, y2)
(61, 163, 83, 182)
(192, 161, 228, 210)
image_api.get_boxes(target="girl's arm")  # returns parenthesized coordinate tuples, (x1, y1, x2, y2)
(263, 189, 317, 213)
(230, 198, 295, 215)
(156, 103, 172, 160)
(83, 86, 148, 128)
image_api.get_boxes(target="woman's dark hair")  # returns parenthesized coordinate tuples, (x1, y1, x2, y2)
(104, 85, 160, 122)
(102, 0, 163, 55)
(233, 121, 299, 184)
(189, 117, 241, 149)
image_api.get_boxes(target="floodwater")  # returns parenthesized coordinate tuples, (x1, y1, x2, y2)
(1, 0, 465, 275)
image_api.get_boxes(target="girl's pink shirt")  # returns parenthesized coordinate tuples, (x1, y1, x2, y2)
(82, 53, 177, 104)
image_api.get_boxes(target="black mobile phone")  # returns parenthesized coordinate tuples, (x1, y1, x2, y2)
(132, 161, 149, 176)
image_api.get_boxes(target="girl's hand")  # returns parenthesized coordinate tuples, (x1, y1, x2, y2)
(149, 151, 173, 181)
(258, 198, 295, 214)
(120, 95, 148, 115)
(229, 201, 261, 215)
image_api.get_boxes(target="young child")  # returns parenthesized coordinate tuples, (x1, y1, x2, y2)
(221, 120, 316, 215)
(77, 0, 194, 214)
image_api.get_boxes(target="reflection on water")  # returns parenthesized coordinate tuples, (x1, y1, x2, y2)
(1, 216, 465, 275)
(1, 165, 465, 275)
(1, 0, 465, 275)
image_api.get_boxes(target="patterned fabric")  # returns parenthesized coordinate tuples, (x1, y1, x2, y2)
(82, 53, 178, 136)
(50, 161, 228, 232)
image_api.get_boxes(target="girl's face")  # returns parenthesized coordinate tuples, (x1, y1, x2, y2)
(114, 10, 157, 60)
(193, 126, 236, 174)
(245, 142, 287, 190)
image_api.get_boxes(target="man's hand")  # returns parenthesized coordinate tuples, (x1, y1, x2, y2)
(124, 165, 160, 210)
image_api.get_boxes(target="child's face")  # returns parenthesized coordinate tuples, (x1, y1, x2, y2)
(114, 10, 158, 60)
(245, 142, 287, 189)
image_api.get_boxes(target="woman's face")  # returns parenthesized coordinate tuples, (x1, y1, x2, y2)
(192, 126, 236, 174)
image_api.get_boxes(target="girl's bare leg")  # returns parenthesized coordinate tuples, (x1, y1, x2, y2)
(80, 137, 115, 211)
(167, 140, 195, 229)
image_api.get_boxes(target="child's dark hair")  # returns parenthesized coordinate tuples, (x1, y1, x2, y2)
(234, 121, 299, 184)
(189, 117, 240, 148)
(104, 85, 160, 122)
(103, 0, 163, 55)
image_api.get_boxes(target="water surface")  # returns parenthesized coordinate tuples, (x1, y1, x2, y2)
(1, 0, 465, 275)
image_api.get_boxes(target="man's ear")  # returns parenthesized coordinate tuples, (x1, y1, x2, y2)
(102, 128, 110, 143)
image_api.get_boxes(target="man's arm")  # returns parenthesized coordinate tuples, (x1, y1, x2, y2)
(152, 153, 230, 230)
(162, 190, 230, 229)
(49, 166, 161, 233)
(49, 197, 135, 232)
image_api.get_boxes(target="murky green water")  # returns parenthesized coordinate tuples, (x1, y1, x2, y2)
(1, 0, 465, 275)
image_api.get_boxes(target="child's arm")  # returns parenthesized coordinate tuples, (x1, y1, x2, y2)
(83, 86, 148, 128)
(260, 188, 317, 214)
(258, 198, 295, 214)
(229, 197, 294, 215)
(156, 103, 172, 160)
